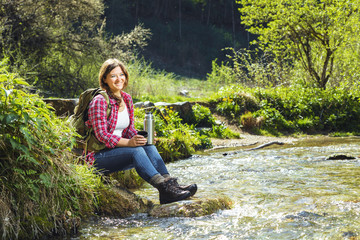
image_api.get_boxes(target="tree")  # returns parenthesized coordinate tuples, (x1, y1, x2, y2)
(238, 0, 360, 89)
(0, 0, 151, 97)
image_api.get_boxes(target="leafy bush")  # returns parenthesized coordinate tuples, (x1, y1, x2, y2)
(192, 104, 215, 128)
(0, 0, 152, 98)
(192, 104, 240, 139)
(0, 61, 102, 239)
(253, 106, 294, 133)
(210, 85, 259, 120)
(251, 86, 360, 133)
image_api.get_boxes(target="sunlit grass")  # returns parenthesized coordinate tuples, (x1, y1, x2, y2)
(126, 58, 214, 103)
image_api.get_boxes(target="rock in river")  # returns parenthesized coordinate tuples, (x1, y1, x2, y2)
(149, 196, 233, 218)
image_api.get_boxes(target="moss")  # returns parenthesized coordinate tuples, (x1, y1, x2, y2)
(149, 196, 233, 218)
(19, 216, 55, 239)
(18, 212, 81, 239)
(96, 186, 153, 218)
(109, 169, 145, 189)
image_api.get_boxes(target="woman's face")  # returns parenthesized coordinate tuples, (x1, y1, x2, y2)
(104, 66, 126, 95)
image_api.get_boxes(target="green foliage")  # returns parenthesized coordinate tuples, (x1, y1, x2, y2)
(252, 106, 294, 134)
(207, 59, 238, 91)
(213, 84, 360, 135)
(192, 104, 240, 139)
(238, 0, 360, 89)
(192, 104, 214, 128)
(210, 85, 259, 119)
(135, 103, 240, 157)
(0, 62, 103, 239)
(154, 107, 202, 161)
(240, 111, 264, 131)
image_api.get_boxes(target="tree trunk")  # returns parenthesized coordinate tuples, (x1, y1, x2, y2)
(179, 0, 182, 39)
(319, 47, 333, 89)
(231, 0, 235, 48)
(135, 0, 139, 22)
(207, 0, 211, 25)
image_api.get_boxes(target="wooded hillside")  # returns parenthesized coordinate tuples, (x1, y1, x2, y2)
(104, 0, 250, 77)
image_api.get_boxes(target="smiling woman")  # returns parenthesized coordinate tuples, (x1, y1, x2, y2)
(85, 58, 198, 204)
(105, 67, 126, 94)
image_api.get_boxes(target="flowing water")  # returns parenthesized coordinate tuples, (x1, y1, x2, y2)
(78, 137, 360, 239)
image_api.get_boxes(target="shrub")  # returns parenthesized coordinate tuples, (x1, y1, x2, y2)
(240, 111, 264, 130)
(253, 107, 294, 133)
(192, 104, 214, 128)
(210, 85, 259, 120)
(0, 61, 102, 239)
(296, 117, 316, 133)
(192, 104, 240, 139)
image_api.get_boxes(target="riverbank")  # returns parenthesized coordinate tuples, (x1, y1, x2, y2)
(209, 113, 300, 151)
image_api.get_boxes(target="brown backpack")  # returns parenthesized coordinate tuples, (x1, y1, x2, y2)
(68, 88, 111, 153)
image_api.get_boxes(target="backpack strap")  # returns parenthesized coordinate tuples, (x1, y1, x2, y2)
(84, 90, 112, 156)
(99, 90, 112, 118)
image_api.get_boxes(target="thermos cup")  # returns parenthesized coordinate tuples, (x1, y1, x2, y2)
(144, 111, 155, 145)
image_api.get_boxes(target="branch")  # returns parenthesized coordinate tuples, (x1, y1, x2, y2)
(222, 141, 285, 156)
(245, 141, 284, 151)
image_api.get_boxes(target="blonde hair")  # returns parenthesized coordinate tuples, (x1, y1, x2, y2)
(98, 58, 129, 103)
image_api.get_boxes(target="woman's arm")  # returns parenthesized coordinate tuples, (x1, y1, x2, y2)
(88, 95, 120, 148)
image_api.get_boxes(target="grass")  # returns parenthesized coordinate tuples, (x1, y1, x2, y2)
(126, 58, 214, 103)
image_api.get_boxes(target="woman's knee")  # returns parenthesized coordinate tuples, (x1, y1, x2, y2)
(132, 146, 148, 159)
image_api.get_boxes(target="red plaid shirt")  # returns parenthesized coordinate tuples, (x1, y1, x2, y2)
(85, 91, 137, 165)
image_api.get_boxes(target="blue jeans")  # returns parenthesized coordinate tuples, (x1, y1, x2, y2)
(93, 145, 169, 183)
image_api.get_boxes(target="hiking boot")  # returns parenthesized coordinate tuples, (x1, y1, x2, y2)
(157, 179, 191, 204)
(167, 177, 197, 197)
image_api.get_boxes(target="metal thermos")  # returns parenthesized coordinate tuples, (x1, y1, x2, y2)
(144, 111, 155, 145)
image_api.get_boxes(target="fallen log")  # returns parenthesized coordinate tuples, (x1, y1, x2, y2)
(223, 141, 285, 156)
(245, 141, 284, 151)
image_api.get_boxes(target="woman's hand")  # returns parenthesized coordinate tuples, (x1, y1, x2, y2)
(128, 134, 147, 147)
(116, 135, 147, 147)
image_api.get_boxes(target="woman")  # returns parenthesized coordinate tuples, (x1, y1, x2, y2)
(85, 58, 197, 204)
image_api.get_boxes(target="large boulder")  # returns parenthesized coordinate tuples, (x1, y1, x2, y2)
(135, 101, 195, 124)
(43, 98, 77, 117)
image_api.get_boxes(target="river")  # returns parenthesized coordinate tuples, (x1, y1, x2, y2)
(78, 137, 360, 239)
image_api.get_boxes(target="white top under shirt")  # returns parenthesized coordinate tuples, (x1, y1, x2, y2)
(113, 107, 130, 136)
